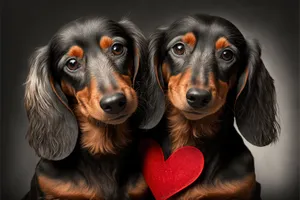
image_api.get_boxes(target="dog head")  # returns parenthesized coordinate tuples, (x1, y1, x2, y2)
(148, 14, 280, 146)
(25, 18, 146, 160)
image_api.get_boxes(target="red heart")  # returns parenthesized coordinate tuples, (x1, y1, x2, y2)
(141, 139, 204, 200)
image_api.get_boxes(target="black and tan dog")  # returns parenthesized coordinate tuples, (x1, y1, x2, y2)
(146, 14, 280, 199)
(22, 17, 152, 200)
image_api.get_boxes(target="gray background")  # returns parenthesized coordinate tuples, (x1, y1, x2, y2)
(1, 0, 299, 199)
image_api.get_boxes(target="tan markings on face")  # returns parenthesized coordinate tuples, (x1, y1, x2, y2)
(215, 37, 230, 50)
(75, 77, 105, 120)
(73, 73, 137, 122)
(168, 68, 192, 111)
(182, 32, 197, 48)
(185, 72, 229, 120)
(176, 173, 256, 200)
(73, 74, 136, 155)
(100, 36, 113, 49)
(38, 175, 100, 200)
(210, 73, 229, 113)
(67, 46, 84, 59)
(113, 72, 138, 115)
(162, 62, 171, 82)
(59, 70, 137, 155)
(70, 75, 136, 155)
(167, 69, 229, 120)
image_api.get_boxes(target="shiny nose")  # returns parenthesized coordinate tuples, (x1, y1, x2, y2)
(100, 93, 127, 114)
(186, 88, 212, 108)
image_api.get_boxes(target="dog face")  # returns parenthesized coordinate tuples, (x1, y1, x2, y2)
(52, 19, 139, 124)
(25, 18, 146, 160)
(152, 15, 246, 120)
(149, 14, 279, 146)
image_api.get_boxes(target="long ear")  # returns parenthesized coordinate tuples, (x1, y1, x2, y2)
(119, 20, 166, 129)
(119, 19, 147, 86)
(136, 29, 166, 129)
(24, 46, 78, 160)
(235, 39, 280, 146)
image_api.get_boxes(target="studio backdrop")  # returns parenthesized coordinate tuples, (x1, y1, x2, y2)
(1, 0, 299, 199)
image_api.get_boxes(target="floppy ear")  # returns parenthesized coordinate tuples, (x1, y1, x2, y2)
(119, 19, 147, 86)
(119, 20, 166, 129)
(24, 46, 78, 160)
(136, 30, 166, 129)
(149, 29, 168, 91)
(235, 39, 280, 146)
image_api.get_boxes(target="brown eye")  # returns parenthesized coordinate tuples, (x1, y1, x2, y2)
(221, 50, 234, 61)
(111, 43, 124, 55)
(172, 43, 185, 55)
(66, 59, 80, 71)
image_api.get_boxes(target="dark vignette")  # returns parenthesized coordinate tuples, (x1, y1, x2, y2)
(1, 0, 299, 200)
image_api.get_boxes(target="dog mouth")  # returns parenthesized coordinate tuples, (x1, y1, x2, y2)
(106, 114, 129, 124)
(182, 109, 206, 115)
(110, 114, 128, 121)
(181, 109, 208, 120)
(89, 113, 130, 126)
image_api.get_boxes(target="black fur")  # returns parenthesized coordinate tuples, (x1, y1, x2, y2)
(23, 17, 150, 200)
(25, 46, 78, 161)
(235, 39, 280, 146)
(134, 32, 166, 130)
(148, 14, 280, 146)
(146, 14, 279, 199)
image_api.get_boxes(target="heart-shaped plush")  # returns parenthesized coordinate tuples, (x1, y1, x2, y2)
(141, 139, 204, 200)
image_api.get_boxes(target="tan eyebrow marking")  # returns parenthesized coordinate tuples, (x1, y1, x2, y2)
(100, 36, 113, 49)
(215, 37, 231, 50)
(182, 32, 197, 47)
(67, 46, 84, 59)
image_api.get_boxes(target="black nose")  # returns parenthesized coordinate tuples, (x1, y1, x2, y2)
(100, 93, 127, 114)
(186, 88, 212, 108)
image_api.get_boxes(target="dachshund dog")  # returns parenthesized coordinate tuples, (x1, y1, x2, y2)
(145, 14, 280, 200)
(22, 17, 152, 200)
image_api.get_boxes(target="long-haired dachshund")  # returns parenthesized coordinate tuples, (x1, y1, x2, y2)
(22, 17, 151, 200)
(146, 14, 280, 199)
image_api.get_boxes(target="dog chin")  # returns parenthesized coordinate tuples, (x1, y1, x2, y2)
(182, 111, 207, 120)
(104, 114, 130, 125)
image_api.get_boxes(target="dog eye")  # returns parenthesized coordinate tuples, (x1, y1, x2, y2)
(66, 59, 80, 71)
(221, 50, 234, 61)
(111, 43, 124, 55)
(172, 43, 185, 55)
